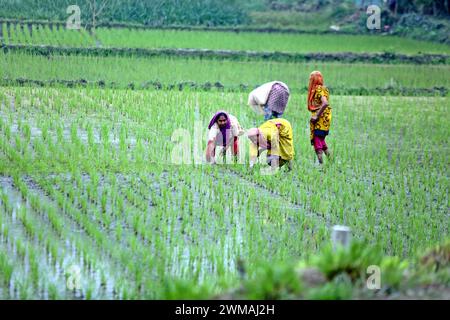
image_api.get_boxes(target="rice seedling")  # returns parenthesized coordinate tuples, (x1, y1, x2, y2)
(47, 282, 58, 300)
(17, 279, 30, 299)
(0, 250, 13, 285)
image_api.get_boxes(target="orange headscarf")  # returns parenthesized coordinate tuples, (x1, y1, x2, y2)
(307, 71, 324, 111)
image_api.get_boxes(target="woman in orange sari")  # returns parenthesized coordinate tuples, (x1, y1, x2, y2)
(307, 71, 332, 164)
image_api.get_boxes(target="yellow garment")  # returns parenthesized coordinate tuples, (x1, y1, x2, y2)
(250, 118, 294, 161)
(309, 85, 332, 142)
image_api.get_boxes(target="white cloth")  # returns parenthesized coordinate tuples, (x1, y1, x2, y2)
(208, 114, 244, 146)
(247, 81, 290, 114)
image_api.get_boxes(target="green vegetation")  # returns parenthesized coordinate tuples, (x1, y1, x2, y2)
(1, 23, 95, 47)
(3, 23, 450, 54)
(94, 28, 450, 54)
(0, 52, 449, 95)
(0, 86, 448, 298)
(223, 240, 450, 299)
(0, 0, 247, 27)
(0, 2, 448, 299)
(0, 250, 13, 285)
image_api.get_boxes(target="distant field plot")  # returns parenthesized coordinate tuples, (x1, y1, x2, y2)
(1, 23, 95, 47)
(2, 23, 450, 55)
(0, 87, 447, 298)
(94, 29, 450, 54)
(1, 53, 449, 93)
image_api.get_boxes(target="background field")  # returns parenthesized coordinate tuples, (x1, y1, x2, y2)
(3, 24, 450, 54)
(1, 52, 449, 92)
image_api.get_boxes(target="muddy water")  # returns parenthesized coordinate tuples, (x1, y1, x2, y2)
(1, 168, 317, 299)
(0, 175, 117, 299)
(1, 117, 138, 149)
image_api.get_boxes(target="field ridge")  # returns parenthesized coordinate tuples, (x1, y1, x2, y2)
(1, 77, 447, 97)
(0, 18, 362, 35)
(2, 44, 449, 65)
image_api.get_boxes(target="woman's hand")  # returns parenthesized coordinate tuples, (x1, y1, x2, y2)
(310, 115, 318, 123)
(249, 157, 257, 169)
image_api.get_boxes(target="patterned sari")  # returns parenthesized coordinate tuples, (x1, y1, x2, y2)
(309, 85, 332, 144)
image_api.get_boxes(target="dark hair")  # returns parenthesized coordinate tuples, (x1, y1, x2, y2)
(217, 113, 228, 121)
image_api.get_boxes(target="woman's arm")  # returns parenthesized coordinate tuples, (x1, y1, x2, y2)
(311, 96, 329, 123)
(249, 142, 258, 168)
(205, 140, 216, 163)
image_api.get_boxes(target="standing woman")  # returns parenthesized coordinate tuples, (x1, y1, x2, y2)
(307, 71, 332, 164)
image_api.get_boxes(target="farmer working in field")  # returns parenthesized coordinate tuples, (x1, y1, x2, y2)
(247, 118, 294, 171)
(248, 81, 290, 121)
(206, 110, 244, 164)
(307, 71, 332, 165)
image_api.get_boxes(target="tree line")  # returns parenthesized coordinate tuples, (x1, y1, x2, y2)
(0, 0, 247, 27)
(0, 0, 447, 27)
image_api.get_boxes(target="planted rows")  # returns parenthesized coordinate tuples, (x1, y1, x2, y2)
(1, 52, 449, 96)
(0, 87, 448, 298)
(3, 44, 449, 65)
(2, 22, 450, 55)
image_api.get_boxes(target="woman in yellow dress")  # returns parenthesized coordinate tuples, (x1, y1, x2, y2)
(307, 71, 332, 164)
(247, 118, 294, 171)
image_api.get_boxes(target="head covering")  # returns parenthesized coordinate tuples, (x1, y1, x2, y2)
(208, 110, 231, 146)
(307, 71, 324, 111)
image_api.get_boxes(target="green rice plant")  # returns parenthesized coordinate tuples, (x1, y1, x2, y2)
(46, 206, 64, 236)
(0, 250, 13, 285)
(242, 260, 303, 300)
(48, 283, 58, 300)
(85, 285, 93, 300)
(161, 277, 215, 300)
(17, 280, 30, 300)
(379, 256, 409, 290)
(305, 277, 353, 300)
(17, 205, 36, 238)
(15, 237, 26, 260)
(0, 191, 12, 213)
(28, 248, 40, 287)
(309, 242, 384, 282)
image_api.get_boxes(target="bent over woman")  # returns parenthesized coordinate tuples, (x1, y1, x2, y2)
(206, 110, 244, 164)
